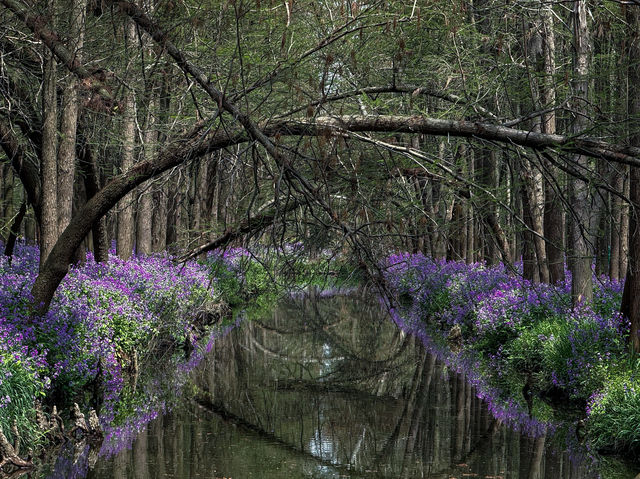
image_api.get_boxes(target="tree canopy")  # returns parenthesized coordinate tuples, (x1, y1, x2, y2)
(1, 0, 640, 346)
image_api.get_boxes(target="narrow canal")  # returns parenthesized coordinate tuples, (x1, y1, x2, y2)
(47, 294, 628, 478)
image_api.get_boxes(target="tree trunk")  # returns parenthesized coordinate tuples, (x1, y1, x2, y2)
(594, 182, 610, 277)
(545, 177, 565, 283)
(540, 2, 564, 284)
(136, 93, 156, 256)
(466, 148, 475, 262)
(57, 0, 87, 234)
(116, 19, 137, 260)
(609, 166, 623, 280)
(79, 144, 109, 263)
(521, 159, 548, 283)
(151, 70, 171, 253)
(4, 201, 27, 261)
(151, 176, 168, 252)
(621, 169, 630, 278)
(621, 4, 640, 352)
(523, 15, 549, 283)
(165, 173, 182, 251)
(477, 148, 505, 265)
(40, 2, 58, 268)
(1, 164, 14, 238)
(569, 0, 593, 305)
(522, 184, 539, 283)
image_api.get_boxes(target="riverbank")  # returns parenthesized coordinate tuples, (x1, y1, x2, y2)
(382, 253, 637, 459)
(0, 243, 232, 464)
(0, 242, 353, 473)
(8, 244, 634, 473)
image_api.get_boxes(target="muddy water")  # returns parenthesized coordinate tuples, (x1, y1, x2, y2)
(54, 294, 626, 478)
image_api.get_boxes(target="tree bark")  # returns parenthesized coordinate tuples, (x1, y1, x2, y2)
(622, 4, 640, 352)
(541, 5, 565, 284)
(621, 169, 630, 278)
(521, 158, 548, 283)
(523, 13, 549, 283)
(151, 71, 171, 253)
(136, 92, 156, 256)
(56, 0, 87, 234)
(116, 19, 137, 260)
(266, 116, 640, 167)
(40, 0, 58, 268)
(569, 0, 593, 305)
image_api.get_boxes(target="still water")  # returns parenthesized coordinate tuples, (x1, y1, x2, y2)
(49, 294, 627, 478)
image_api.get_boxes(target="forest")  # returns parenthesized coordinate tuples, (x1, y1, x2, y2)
(2, 0, 640, 476)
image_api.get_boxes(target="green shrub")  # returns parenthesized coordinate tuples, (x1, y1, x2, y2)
(0, 350, 46, 446)
(505, 318, 570, 388)
(586, 371, 640, 453)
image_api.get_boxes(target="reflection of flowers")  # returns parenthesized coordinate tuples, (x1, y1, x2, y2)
(383, 253, 627, 438)
(45, 322, 240, 479)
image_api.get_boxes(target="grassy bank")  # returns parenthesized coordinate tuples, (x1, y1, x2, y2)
(382, 253, 638, 457)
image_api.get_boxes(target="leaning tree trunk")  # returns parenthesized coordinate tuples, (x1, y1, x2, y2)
(622, 4, 640, 352)
(569, 0, 593, 306)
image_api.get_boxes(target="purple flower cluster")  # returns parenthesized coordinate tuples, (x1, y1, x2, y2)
(383, 253, 627, 435)
(0, 242, 223, 438)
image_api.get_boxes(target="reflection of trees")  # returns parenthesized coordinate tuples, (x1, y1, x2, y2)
(191, 296, 596, 478)
(89, 296, 600, 478)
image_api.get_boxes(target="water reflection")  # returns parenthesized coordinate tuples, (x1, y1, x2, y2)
(82, 294, 603, 478)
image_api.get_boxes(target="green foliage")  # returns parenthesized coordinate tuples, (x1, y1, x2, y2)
(0, 350, 46, 447)
(504, 317, 569, 384)
(473, 320, 521, 357)
(424, 289, 451, 319)
(586, 370, 640, 454)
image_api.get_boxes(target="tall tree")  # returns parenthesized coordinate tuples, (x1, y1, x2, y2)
(540, 3, 564, 284)
(622, 4, 640, 352)
(116, 19, 137, 260)
(57, 0, 87, 234)
(569, 0, 593, 305)
(136, 88, 156, 256)
(521, 12, 549, 284)
(39, 0, 58, 268)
